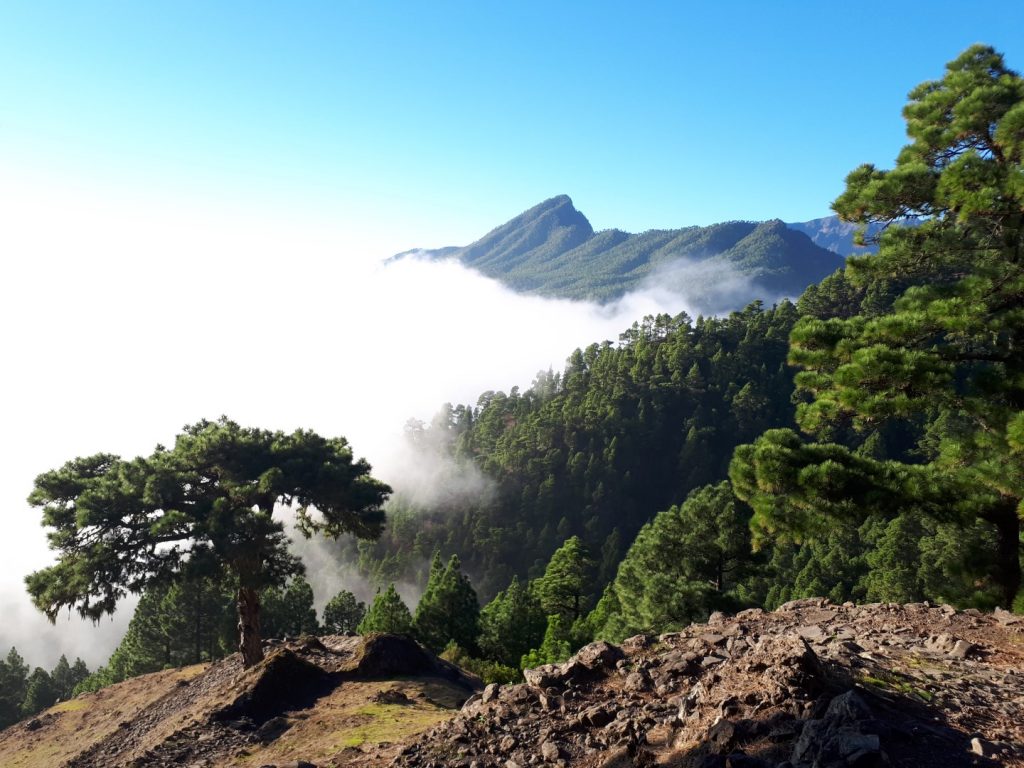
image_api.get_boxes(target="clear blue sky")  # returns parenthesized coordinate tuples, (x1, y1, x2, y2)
(2, 1, 1024, 248)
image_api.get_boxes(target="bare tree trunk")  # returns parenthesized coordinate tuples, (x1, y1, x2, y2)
(194, 583, 202, 665)
(238, 587, 264, 667)
(989, 502, 1021, 609)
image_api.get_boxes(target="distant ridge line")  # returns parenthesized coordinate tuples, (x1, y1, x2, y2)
(390, 195, 873, 308)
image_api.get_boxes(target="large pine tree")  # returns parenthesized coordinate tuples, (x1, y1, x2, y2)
(26, 418, 390, 667)
(731, 45, 1024, 605)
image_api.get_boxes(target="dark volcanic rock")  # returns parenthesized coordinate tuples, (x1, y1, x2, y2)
(391, 602, 1024, 768)
(790, 692, 882, 767)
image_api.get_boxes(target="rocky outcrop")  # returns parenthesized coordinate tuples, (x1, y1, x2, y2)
(392, 601, 1024, 767)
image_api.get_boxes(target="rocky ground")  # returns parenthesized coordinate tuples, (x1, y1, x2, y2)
(0, 633, 479, 768)
(2, 601, 1021, 767)
(395, 600, 1024, 768)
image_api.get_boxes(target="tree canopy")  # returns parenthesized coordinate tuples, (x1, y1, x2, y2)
(731, 44, 1024, 605)
(412, 553, 480, 653)
(357, 301, 799, 601)
(478, 576, 545, 668)
(532, 536, 594, 624)
(25, 417, 390, 666)
(261, 576, 321, 639)
(322, 589, 366, 634)
(595, 482, 752, 640)
(0, 648, 89, 728)
(358, 584, 413, 635)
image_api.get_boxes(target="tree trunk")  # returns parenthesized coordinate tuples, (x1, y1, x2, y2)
(989, 502, 1021, 609)
(237, 587, 264, 667)
(194, 584, 202, 665)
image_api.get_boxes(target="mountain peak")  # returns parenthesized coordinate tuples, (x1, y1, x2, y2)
(452, 196, 594, 273)
(509, 194, 590, 231)
(538, 193, 574, 208)
(391, 199, 846, 307)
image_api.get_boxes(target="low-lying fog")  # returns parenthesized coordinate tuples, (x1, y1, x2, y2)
(0, 173, 771, 668)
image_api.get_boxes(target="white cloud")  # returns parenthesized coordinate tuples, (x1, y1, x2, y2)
(0, 168, 754, 667)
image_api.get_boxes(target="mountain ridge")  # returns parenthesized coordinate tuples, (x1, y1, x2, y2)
(391, 195, 855, 307)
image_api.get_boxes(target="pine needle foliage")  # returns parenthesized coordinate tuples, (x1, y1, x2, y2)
(731, 45, 1024, 605)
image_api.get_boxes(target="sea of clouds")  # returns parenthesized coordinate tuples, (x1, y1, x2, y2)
(0, 172, 772, 668)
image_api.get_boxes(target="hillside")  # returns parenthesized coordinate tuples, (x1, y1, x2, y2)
(0, 634, 478, 768)
(354, 302, 800, 600)
(391, 196, 847, 306)
(4, 604, 1021, 767)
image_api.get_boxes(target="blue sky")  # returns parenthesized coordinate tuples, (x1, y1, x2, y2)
(3, 2, 1023, 249)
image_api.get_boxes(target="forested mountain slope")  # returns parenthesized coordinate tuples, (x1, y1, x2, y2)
(351, 301, 801, 600)
(391, 195, 846, 305)
(352, 264, 1010, 637)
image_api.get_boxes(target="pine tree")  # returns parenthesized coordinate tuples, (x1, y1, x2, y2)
(413, 552, 444, 637)
(169, 575, 237, 663)
(73, 575, 236, 694)
(21, 668, 57, 717)
(413, 554, 480, 653)
(594, 483, 752, 640)
(478, 576, 546, 667)
(533, 536, 593, 623)
(860, 514, 925, 603)
(580, 585, 622, 643)
(262, 576, 321, 638)
(917, 518, 1004, 608)
(788, 524, 866, 605)
(520, 615, 572, 669)
(113, 587, 174, 675)
(0, 647, 29, 728)
(26, 418, 390, 667)
(731, 45, 1024, 606)
(49, 656, 73, 702)
(70, 659, 89, 684)
(48, 655, 90, 702)
(357, 584, 413, 635)
(322, 590, 366, 634)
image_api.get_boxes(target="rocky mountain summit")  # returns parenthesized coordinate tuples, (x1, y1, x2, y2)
(3, 603, 1022, 768)
(396, 600, 1024, 768)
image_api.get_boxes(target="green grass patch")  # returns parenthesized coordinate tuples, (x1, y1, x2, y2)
(856, 672, 934, 703)
(337, 703, 448, 749)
